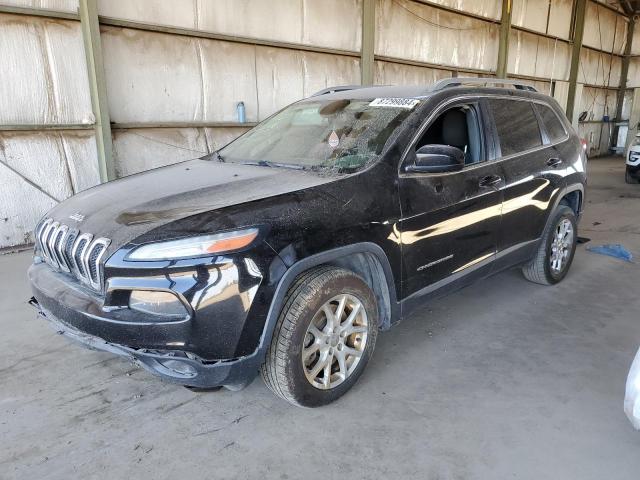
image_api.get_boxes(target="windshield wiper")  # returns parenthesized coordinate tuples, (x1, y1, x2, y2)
(241, 160, 306, 170)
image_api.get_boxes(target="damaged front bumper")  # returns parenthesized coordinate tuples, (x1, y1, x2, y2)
(29, 296, 261, 390)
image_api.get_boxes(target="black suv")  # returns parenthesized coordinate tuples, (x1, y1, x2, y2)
(29, 78, 586, 407)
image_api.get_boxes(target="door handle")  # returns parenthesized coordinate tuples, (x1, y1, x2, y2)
(479, 175, 502, 188)
(546, 157, 563, 168)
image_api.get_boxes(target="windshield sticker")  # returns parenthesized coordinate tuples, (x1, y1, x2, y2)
(369, 98, 420, 109)
(328, 130, 340, 148)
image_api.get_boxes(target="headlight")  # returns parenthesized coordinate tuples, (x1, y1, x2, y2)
(633, 137, 640, 147)
(128, 228, 259, 261)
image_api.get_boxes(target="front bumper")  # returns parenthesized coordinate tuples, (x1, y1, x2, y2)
(30, 296, 262, 388)
(626, 164, 640, 179)
(624, 348, 640, 430)
(27, 249, 276, 388)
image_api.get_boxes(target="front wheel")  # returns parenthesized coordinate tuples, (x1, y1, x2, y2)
(261, 266, 378, 407)
(626, 170, 639, 184)
(522, 205, 577, 285)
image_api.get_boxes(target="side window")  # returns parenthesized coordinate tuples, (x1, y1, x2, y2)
(535, 103, 567, 143)
(488, 99, 542, 157)
(414, 103, 484, 165)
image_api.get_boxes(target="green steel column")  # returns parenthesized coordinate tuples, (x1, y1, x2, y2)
(566, 0, 587, 121)
(615, 18, 635, 122)
(79, 0, 115, 182)
(496, 0, 512, 78)
(361, 0, 375, 85)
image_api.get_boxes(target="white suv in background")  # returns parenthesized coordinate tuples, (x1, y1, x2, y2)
(625, 348, 640, 430)
(626, 132, 640, 184)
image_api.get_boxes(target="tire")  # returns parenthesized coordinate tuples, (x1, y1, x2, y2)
(626, 170, 639, 184)
(522, 205, 577, 285)
(261, 266, 378, 407)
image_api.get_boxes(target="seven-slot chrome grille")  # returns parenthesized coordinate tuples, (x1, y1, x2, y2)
(36, 218, 111, 292)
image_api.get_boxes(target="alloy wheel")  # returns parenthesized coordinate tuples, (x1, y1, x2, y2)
(550, 218, 574, 274)
(302, 294, 368, 390)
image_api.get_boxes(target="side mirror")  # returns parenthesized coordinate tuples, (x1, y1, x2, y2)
(406, 144, 464, 173)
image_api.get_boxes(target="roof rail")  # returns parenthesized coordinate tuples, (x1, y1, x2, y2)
(431, 77, 538, 92)
(311, 85, 364, 96)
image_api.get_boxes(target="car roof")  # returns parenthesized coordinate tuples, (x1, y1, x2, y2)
(305, 78, 542, 103)
(304, 85, 431, 101)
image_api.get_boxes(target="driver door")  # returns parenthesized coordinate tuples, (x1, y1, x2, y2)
(397, 99, 503, 299)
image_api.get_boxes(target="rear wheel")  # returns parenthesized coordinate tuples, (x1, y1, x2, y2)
(522, 205, 577, 285)
(261, 266, 378, 407)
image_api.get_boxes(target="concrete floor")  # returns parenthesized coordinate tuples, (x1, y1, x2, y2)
(1, 157, 639, 479)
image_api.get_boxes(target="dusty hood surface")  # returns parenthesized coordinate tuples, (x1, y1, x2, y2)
(45, 159, 334, 249)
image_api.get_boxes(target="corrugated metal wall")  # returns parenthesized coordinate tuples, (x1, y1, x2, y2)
(0, 0, 638, 248)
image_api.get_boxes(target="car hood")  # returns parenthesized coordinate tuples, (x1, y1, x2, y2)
(44, 159, 334, 249)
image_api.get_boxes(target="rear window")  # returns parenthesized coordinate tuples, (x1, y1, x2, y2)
(488, 99, 542, 157)
(536, 103, 567, 143)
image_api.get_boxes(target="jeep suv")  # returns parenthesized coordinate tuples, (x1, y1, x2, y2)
(28, 78, 586, 407)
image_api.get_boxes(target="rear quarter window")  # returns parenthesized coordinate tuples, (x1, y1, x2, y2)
(488, 99, 542, 157)
(535, 103, 567, 143)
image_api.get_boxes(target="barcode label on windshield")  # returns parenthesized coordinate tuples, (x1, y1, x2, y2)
(369, 98, 420, 109)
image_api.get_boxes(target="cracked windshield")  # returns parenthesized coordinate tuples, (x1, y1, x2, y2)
(219, 98, 418, 173)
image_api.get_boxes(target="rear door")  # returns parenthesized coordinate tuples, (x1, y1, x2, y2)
(487, 97, 567, 266)
(398, 99, 503, 299)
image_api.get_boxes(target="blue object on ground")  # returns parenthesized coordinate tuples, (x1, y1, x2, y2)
(586, 244, 634, 263)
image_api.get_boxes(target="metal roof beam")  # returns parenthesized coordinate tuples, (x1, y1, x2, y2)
(79, 0, 115, 182)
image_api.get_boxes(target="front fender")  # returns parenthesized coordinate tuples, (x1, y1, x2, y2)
(256, 242, 400, 362)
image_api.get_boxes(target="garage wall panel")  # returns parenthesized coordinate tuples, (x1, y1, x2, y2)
(374, 61, 452, 85)
(628, 58, 640, 88)
(113, 128, 208, 177)
(112, 127, 248, 177)
(579, 48, 622, 87)
(0, 130, 100, 246)
(98, 0, 362, 52)
(0, 0, 78, 12)
(101, 27, 203, 123)
(255, 47, 304, 120)
(511, 0, 572, 40)
(198, 0, 303, 45)
(197, 41, 258, 122)
(300, 52, 361, 98)
(0, 170, 57, 247)
(583, 1, 627, 55)
(301, 0, 361, 52)
(98, 0, 197, 29)
(632, 21, 640, 56)
(0, 13, 93, 125)
(511, 0, 548, 36)
(426, 0, 501, 19)
(102, 26, 358, 124)
(255, 47, 360, 119)
(508, 30, 571, 81)
(375, 0, 499, 71)
(547, 0, 572, 40)
(102, 27, 259, 123)
(621, 90, 634, 121)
